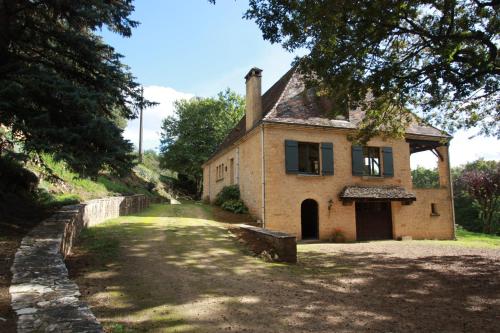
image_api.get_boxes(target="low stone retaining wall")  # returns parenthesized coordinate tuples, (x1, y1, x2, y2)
(239, 224, 297, 263)
(9, 195, 152, 333)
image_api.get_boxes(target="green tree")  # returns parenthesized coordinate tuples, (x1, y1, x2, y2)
(241, 0, 499, 140)
(411, 166, 440, 189)
(0, 0, 152, 176)
(159, 89, 245, 197)
(453, 159, 500, 234)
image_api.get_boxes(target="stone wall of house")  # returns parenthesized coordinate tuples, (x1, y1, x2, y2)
(9, 195, 152, 333)
(393, 188, 455, 239)
(262, 123, 454, 241)
(203, 121, 454, 241)
(202, 128, 263, 220)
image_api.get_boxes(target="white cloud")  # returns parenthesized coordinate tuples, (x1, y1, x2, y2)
(411, 129, 500, 169)
(124, 85, 193, 151)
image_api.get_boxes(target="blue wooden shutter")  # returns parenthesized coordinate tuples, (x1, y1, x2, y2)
(382, 147, 394, 177)
(352, 145, 364, 176)
(285, 140, 299, 173)
(321, 142, 334, 175)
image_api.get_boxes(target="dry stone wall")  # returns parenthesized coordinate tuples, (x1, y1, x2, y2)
(239, 224, 297, 263)
(10, 195, 151, 333)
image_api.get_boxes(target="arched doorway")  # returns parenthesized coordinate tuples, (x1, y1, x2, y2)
(301, 199, 319, 240)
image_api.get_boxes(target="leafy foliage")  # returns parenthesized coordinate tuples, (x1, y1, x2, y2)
(0, 0, 153, 176)
(453, 160, 499, 234)
(243, 0, 499, 140)
(160, 89, 245, 196)
(215, 185, 241, 206)
(411, 167, 440, 189)
(456, 160, 499, 234)
(216, 185, 248, 214)
(221, 199, 249, 214)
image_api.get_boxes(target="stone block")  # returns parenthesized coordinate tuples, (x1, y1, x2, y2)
(240, 224, 297, 263)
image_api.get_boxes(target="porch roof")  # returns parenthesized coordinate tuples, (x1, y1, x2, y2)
(339, 185, 416, 202)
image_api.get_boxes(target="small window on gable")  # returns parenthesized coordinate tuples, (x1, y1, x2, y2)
(298, 142, 320, 175)
(363, 147, 381, 176)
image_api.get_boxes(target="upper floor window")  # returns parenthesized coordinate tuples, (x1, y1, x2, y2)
(352, 145, 393, 177)
(285, 140, 334, 176)
(363, 147, 381, 176)
(298, 142, 320, 175)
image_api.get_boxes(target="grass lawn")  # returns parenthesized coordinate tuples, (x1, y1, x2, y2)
(454, 228, 500, 248)
(415, 227, 500, 249)
(68, 202, 500, 333)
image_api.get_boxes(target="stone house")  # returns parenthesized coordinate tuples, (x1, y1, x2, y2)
(202, 67, 455, 241)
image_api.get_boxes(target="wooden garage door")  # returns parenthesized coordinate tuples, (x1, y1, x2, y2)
(355, 202, 393, 241)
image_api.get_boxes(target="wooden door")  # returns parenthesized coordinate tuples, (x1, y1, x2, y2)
(355, 202, 393, 241)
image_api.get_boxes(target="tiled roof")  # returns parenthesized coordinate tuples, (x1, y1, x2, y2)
(263, 69, 448, 137)
(339, 185, 417, 201)
(207, 66, 449, 163)
(209, 66, 296, 159)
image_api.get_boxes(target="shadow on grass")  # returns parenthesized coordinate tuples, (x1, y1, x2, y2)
(67, 203, 500, 333)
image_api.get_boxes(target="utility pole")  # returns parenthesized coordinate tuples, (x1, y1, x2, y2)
(138, 86, 144, 163)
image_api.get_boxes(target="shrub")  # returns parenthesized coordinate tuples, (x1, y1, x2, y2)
(221, 199, 248, 214)
(215, 185, 241, 206)
(215, 185, 248, 214)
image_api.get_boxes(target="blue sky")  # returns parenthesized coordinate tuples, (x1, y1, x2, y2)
(102, 1, 296, 96)
(103, 0, 499, 168)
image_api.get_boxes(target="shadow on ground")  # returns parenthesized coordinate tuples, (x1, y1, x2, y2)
(67, 203, 500, 333)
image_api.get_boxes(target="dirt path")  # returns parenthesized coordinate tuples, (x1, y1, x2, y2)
(68, 203, 500, 333)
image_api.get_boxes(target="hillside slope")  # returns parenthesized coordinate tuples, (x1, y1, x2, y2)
(29, 152, 176, 208)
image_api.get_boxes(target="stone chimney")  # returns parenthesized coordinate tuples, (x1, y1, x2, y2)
(245, 67, 263, 131)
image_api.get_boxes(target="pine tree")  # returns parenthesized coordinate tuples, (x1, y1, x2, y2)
(0, 0, 152, 176)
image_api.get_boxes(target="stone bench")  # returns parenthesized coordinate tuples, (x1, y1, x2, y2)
(239, 224, 297, 263)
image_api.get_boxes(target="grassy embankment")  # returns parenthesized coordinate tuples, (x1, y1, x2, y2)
(31, 152, 176, 209)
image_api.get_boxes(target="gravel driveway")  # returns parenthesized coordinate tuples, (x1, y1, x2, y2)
(296, 241, 499, 332)
(68, 203, 500, 333)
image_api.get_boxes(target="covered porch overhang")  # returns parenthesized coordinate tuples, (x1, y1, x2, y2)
(339, 185, 417, 206)
(406, 138, 449, 160)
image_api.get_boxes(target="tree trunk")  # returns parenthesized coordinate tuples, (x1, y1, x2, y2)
(195, 176, 202, 200)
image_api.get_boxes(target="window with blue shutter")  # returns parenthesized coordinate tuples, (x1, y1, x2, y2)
(363, 147, 381, 176)
(382, 147, 394, 177)
(352, 145, 364, 176)
(285, 140, 299, 173)
(321, 142, 334, 175)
